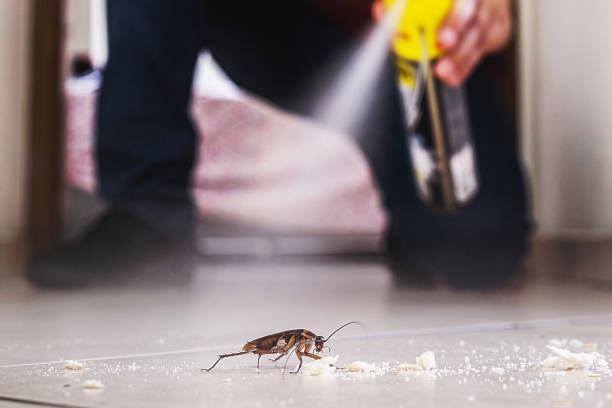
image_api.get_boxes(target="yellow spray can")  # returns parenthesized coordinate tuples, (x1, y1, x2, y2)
(385, 0, 478, 212)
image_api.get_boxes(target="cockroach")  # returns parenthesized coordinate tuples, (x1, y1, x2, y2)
(202, 321, 359, 374)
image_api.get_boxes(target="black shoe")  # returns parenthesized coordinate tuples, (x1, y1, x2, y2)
(386, 231, 527, 290)
(385, 232, 438, 288)
(27, 210, 196, 289)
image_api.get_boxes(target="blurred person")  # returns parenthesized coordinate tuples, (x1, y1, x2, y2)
(28, 0, 530, 289)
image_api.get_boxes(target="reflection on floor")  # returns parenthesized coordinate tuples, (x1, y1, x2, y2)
(1, 260, 612, 407)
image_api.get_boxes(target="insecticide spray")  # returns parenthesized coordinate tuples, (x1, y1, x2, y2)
(384, 0, 478, 212)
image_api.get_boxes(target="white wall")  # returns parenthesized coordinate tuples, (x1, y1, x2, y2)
(64, 0, 107, 67)
(0, 0, 31, 244)
(520, 0, 612, 236)
(65, 0, 91, 59)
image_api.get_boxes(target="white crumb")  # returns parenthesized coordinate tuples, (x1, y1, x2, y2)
(82, 380, 105, 389)
(548, 338, 568, 348)
(397, 351, 436, 372)
(467, 395, 476, 402)
(559, 385, 568, 395)
(416, 351, 436, 370)
(585, 343, 598, 351)
(490, 367, 505, 375)
(300, 356, 338, 377)
(222, 378, 232, 383)
(347, 361, 376, 373)
(569, 339, 584, 349)
(63, 360, 84, 370)
(540, 346, 608, 371)
(396, 363, 423, 372)
(588, 373, 601, 378)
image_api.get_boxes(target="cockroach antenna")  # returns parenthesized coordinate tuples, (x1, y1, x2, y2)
(322, 321, 363, 343)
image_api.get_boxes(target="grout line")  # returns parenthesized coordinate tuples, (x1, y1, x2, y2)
(350, 313, 612, 341)
(0, 395, 89, 408)
(0, 344, 243, 369)
(2, 313, 612, 369)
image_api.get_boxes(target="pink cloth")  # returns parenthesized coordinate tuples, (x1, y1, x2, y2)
(65, 88, 387, 235)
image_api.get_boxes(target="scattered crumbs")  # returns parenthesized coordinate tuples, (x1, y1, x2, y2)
(347, 361, 376, 373)
(540, 346, 608, 371)
(300, 356, 338, 377)
(82, 380, 104, 390)
(396, 363, 422, 372)
(559, 385, 568, 395)
(222, 378, 232, 383)
(63, 360, 84, 370)
(490, 367, 505, 376)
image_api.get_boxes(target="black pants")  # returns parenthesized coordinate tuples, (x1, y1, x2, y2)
(97, 1, 531, 285)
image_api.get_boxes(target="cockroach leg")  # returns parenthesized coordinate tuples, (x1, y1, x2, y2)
(257, 354, 262, 370)
(290, 351, 304, 374)
(301, 352, 321, 360)
(201, 351, 250, 372)
(270, 353, 288, 362)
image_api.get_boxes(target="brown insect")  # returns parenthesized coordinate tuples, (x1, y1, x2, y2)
(202, 321, 359, 374)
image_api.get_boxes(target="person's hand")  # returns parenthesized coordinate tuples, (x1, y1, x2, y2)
(434, 0, 513, 87)
(371, 0, 513, 87)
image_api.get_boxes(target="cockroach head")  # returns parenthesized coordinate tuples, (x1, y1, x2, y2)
(314, 336, 325, 352)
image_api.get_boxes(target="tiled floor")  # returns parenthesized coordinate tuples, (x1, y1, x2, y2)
(1, 261, 611, 407)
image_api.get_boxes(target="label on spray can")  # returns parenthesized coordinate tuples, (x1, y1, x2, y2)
(395, 56, 478, 209)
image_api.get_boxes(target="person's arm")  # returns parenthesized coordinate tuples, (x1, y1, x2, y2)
(434, 0, 513, 86)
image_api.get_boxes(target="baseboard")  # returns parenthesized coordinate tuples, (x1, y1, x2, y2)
(0, 240, 24, 277)
(529, 237, 612, 283)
